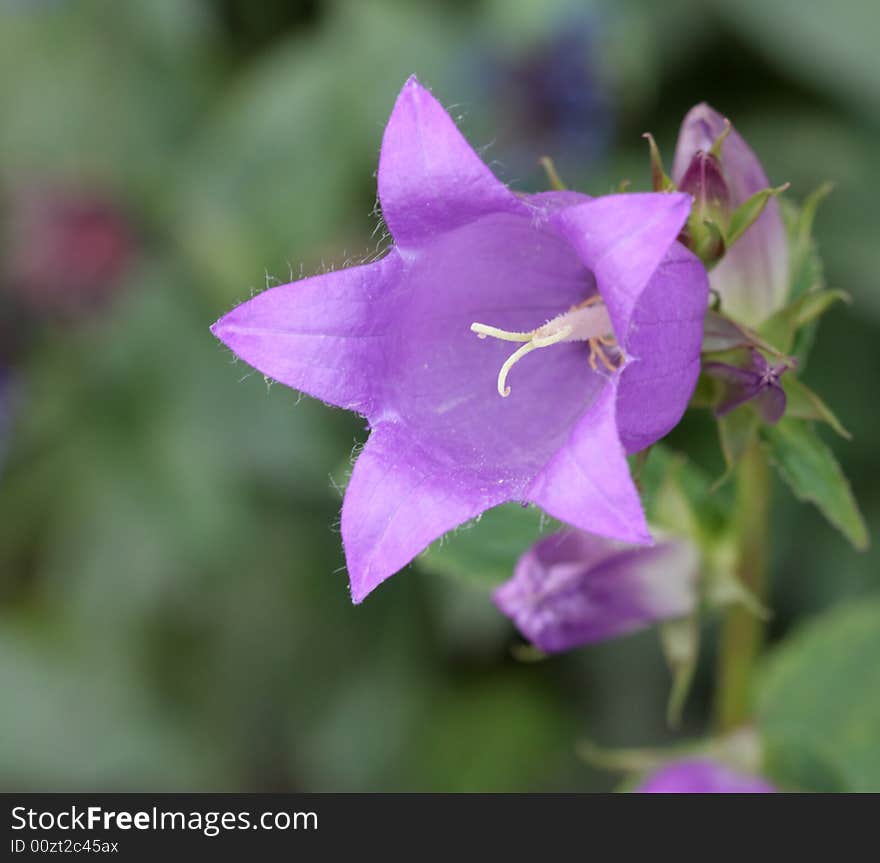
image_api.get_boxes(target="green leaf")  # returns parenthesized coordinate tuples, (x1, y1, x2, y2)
(783, 376, 851, 439)
(794, 182, 834, 254)
(417, 504, 558, 589)
(757, 600, 880, 791)
(762, 418, 868, 550)
(716, 0, 880, 121)
(761, 737, 848, 793)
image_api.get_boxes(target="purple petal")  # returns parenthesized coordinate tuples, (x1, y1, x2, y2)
(341, 423, 509, 603)
(676, 150, 731, 216)
(211, 253, 402, 417)
(493, 529, 698, 652)
(753, 382, 787, 425)
(636, 758, 776, 794)
(614, 242, 708, 453)
(526, 385, 650, 545)
(382, 205, 606, 487)
(704, 349, 789, 421)
(673, 104, 788, 325)
(377, 76, 526, 248)
(553, 192, 694, 343)
(703, 360, 763, 418)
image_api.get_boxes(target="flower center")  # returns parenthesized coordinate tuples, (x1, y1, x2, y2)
(470, 296, 623, 398)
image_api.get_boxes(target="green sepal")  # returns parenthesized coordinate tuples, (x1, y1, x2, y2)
(708, 119, 733, 159)
(702, 309, 787, 358)
(686, 214, 727, 267)
(642, 133, 675, 192)
(659, 614, 699, 728)
(509, 644, 547, 663)
(725, 183, 790, 248)
(538, 156, 566, 191)
(791, 182, 834, 283)
(703, 535, 771, 620)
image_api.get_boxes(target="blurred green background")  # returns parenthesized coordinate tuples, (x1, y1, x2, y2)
(1, 0, 878, 791)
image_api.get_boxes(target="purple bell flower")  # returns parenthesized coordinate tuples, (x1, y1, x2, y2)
(212, 77, 708, 602)
(673, 104, 788, 325)
(493, 529, 699, 653)
(636, 758, 776, 793)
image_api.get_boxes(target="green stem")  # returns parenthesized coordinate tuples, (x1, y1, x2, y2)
(714, 441, 770, 731)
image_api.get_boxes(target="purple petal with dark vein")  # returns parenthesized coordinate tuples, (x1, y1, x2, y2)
(614, 242, 708, 453)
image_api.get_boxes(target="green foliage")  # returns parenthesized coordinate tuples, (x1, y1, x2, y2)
(757, 600, 880, 791)
(716, 0, 880, 119)
(762, 418, 868, 550)
(783, 376, 851, 439)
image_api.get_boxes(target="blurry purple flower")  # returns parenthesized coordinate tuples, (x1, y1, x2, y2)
(636, 758, 776, 794)
(3, 183, 134, 316)
(476, 14, 612, 180)
(493, 529, 698, 652)
(704, 349, 792, 424)
(212, 77, 707, 603)
(673, 104, 788, 325)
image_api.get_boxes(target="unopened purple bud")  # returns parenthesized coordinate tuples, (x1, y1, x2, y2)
(677, 150, 731, 221)
(704, 349, 793, 424)
(635, 758, 775, 793)
(493, 529, 698, 653)
(673, 104, 788, 325)
(676, 150, 730, 265)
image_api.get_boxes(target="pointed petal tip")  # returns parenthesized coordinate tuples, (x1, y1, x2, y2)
(347, 557, 399, 605)
(396, 74, 429, 105)
(209, 316, 228, 343)
(683, 101, 725, 125)
(209, 310, 241, 350)
(349, 582, 368, 605)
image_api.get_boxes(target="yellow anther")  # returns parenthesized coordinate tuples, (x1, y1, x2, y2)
(588, 338, 619, 373)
